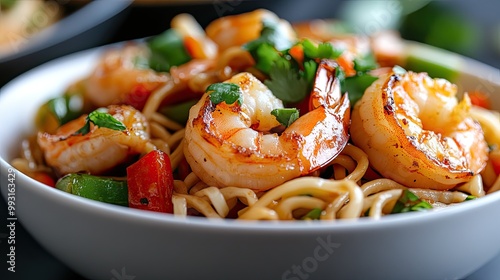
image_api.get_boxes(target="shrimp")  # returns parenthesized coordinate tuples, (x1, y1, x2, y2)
(183, 60, 350, 191)
(350, 71, 489, 190)
(82, 43, 216, 110)
(37, 105, 152, 176)
(205, 9, 296, 51)
(82, 44, 169, 110)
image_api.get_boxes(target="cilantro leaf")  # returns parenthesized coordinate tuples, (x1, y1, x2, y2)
(271, 108, 299, 127)
(264, 59, 309, 104)
(207, 83, 243, 105)
(391, 189, 433, 214)
(252, 43, 282, 74)
(301, 39, 343, 60)
(73, 109, 126, 136)
(353, 53, 378, 73)
(73, 120, 91, 136)
(343, 73, 378, 106)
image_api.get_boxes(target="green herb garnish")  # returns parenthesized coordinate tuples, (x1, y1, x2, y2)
(391, 189, 433, 214)
(73, 109, 126, 136)
(251, 43, 283, 74)
(264, 59, 309, 104)
(465, 195, 477, 201)
(353, 53, 378, 73)
(271, 108, 300, 127)
(301, 208, 323, 220)
(343, 73, 378, 106)
(302, 39, 343, 60)
(207, 83, 243, 105)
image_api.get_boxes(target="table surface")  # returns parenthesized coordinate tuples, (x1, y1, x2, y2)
(1, 1, 500, 279)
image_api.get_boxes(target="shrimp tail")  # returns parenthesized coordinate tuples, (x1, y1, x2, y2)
(292, 59, 350, 172)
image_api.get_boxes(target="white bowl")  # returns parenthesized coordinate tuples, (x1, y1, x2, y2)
(1, 42, 500, 280)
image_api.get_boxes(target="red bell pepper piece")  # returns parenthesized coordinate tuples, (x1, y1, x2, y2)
(468, 90, 491, 109)
(126, 150, 174, 213)
(489, 149, 500, 176)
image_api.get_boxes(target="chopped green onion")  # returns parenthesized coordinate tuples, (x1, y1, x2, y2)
(465, 195, 477, 201)
(302, 39, 343, 60)
(391, 189, 433, 214)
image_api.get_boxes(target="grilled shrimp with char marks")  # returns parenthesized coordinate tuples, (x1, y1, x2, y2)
(184, 60, 350, 191)
(350, 71, 488, 190)
(38, 105, 152, 176)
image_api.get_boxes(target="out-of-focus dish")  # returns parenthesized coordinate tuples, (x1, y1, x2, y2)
(0, 0, 61, 57)
(0, 0, 132, 86)
(2, 9, 500, 280)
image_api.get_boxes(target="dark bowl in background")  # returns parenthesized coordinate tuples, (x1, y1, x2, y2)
(0, 0, 132, 87)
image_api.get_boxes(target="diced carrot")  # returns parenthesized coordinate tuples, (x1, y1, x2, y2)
(337, 54, 356, 77)
(289, 45, 304, 65)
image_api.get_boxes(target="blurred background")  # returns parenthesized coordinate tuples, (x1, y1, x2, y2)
(1, 0, 499, 279)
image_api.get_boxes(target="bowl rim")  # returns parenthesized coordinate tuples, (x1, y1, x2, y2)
(1, 39, 500, 233)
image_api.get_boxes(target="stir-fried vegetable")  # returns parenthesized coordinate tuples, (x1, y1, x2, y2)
(126, 150, 174, 213)
(147, 29, 192, 72)
(56, 174, 128, 207)
(489, 149, 500, 176)
(391, 189, 433, 214)
(301, 208, 323, 220)
(35, 92, 87, 133)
